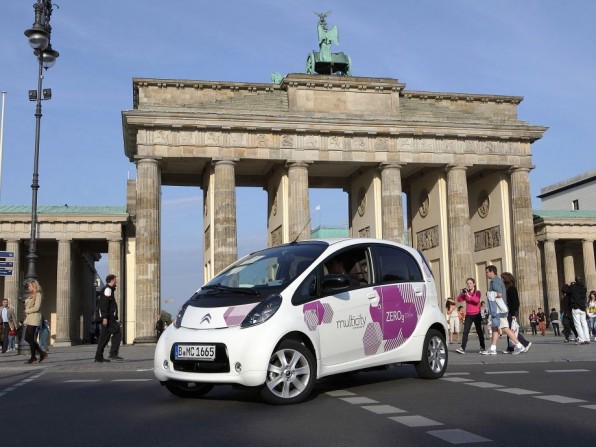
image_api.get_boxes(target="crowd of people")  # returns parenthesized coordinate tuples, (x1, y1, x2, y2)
(446, 270, 595, 354)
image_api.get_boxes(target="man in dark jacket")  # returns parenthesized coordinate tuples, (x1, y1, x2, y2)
(94, 274, 123, 362)
(562, 276, 590, 344)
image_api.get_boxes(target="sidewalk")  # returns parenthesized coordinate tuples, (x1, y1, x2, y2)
(446, 332, 596, 366)
(0, 333, 593, 373)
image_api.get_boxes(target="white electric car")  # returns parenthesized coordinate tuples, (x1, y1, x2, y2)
(154, 238, 448, 404)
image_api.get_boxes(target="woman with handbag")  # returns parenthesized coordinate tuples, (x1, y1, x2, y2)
(23, 280, 48, 364)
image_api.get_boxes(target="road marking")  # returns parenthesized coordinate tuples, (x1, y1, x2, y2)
(444, 372, 471, 376)
(389, 415, 443, 427)
(361, 405, 406, 414)
(580, 405, 596, 410)
(464, 382, 504, 389)
(428, 429, 492, 444)
(485, 371, 529, 375)
(326, 390, 356, 397)
(533, 395, 587, 404)
(545, 369, 590, 373)
(441, 377, 474, 383)
(340, 396, 378, 405)
(64, 380, 101, 383)
(112, 379, 152, 382)
(496, 388, 540, 395)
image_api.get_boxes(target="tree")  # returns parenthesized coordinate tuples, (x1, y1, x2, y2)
(160, 310, 172, 325)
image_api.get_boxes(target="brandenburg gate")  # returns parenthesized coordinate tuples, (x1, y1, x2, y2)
(122, 72, 546, 343)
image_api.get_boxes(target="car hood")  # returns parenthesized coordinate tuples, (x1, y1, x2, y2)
(181, 302, 259, 329)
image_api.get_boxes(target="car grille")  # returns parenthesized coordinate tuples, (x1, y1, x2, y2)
(170, 343, 230, 373)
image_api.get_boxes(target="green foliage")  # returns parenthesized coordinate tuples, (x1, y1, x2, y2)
(160, 310, 172, 325)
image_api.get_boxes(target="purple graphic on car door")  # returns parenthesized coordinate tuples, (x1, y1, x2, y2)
(363, 283, 426, 355)
(303, 301, 334, 331)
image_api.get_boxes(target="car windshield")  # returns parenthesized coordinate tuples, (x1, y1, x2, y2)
(201, 242, 328, 294)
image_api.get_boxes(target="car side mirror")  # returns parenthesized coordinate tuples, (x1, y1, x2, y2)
(321, 274, 351, 293)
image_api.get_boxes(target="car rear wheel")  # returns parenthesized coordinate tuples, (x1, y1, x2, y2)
(415, 329, 447, 379)
(260, 339, 316, 405)
(164, 381, 214, 398)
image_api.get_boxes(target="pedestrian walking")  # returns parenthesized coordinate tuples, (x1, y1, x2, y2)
(480, 301, 490, 340)
(549, 308, 561, 337)
(1, 298, 17, 353)
(500, 272, 531, 354)
(94, 274, 123, 362)
(529, 310, 538, 335)
(445, 298, 460, 344)
(23, 280, 48, 364)
(587, 291, 596, 341)
(482, 265, 525, 355)
(537, 308, 547, 336)
(561, 292, 578, 342)
(39, 319, 50, 352)
(455, 278, 486, 355)
(562, 277, 590, 345)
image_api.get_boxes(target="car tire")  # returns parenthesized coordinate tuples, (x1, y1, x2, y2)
(415, 328, 448, 379)
(260, 339, 316, 405)
(164, 381, 214, 398)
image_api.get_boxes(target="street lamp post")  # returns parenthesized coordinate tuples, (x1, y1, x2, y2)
(23, 0, 59, 283)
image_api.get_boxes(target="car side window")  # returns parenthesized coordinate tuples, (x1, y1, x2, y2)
(374, 245, 423, 284)
(292, 246, 371, 305)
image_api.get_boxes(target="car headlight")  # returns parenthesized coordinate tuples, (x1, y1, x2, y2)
(241, 294, 282, 328)
(173, 301, 190, 328)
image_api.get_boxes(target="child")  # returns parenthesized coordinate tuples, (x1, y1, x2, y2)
(8, 328, 16, 351)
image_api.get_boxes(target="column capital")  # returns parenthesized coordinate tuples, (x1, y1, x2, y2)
(509, 165, 535, 174)
(212, 158, 238, 166)
(582, 239, 595, 244)
(108, 237, 123, 243)
(134, 156, 162, 165)
(286, 160, 312, 169)
(445, 164, 468, 173)
(379, 162, 403, 170)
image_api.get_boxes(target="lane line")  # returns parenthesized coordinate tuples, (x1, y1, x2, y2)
(485, 371, 529, 375)
(361, 404, 406, 414)
(64, 380, 101, 383)
(464, 382, 504, 389)
(533, 395, 587, 404)
(545, 369, 590, 373)
(428, 429, 492, 444)
(326, 390, 356, 397)
(496, 388, 541, 395)
(441, 377, 474, 383)
(389, 415, 443, 427)
(580, 405, 596, 410)
(340, 396, 378, 405)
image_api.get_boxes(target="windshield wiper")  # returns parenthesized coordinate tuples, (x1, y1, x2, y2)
(201, 284, 259, 296)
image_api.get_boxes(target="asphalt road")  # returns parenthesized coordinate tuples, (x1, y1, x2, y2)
(1, 335, 595, 446)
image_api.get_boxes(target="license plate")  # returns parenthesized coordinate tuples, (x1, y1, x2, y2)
(174, 344, 216, 361)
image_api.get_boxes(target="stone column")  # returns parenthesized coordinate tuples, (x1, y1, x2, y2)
(213, 160, 238, 274)
(510, 167, 540, 321)
(55, 239, 73, 346)
(446, 166, 474, 297)
(4, 240, 21, 318)
(108, 238, 123, 321)
(543, 239, 560, 315)
(380, 163, 404, 243)
(287, 161, 310, 241)
(563, 245, 575, 283)
(583, 240, 596, 291)
(134, 157, 161, 344)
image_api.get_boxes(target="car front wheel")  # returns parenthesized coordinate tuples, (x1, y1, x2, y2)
(260, 339, 316, 405)
(415, 329, 447, 379)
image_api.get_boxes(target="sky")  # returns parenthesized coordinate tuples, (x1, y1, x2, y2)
(1, 0, 595, 315)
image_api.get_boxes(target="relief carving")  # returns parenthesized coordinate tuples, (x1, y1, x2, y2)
(419, 189, 429, 218)
(375, 137, 388, 151)
(281, 134, 294, 148)
(478, 191, 490, 218)
(271, 225, 282, 246)
(358, 226, 371, 238)
(204, 226, 211, 251)
(206, 131, 220, 146)
(416, 226, 439, 251)
(357, 187, 367, 217)
(474, 226, 501, 252)
(329, 135, 341, 150)
(257, 134, 269, 147)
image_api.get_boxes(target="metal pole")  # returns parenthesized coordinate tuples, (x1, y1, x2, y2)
(0, 91, 6, 202)
(25, 55, 44, 282)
